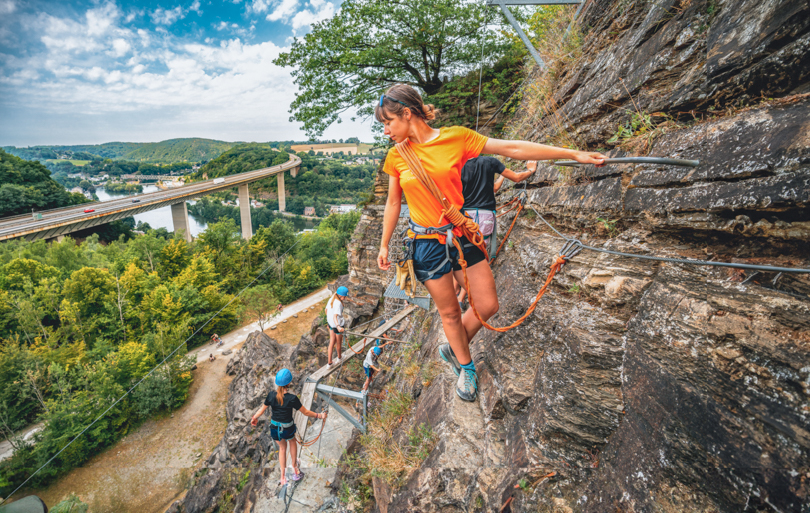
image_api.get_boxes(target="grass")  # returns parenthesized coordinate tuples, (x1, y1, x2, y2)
(597, 217, 620, 238)
(502, 6, 586, 151)
(357, 389, 437, 486)
(46, 159, 91, 166)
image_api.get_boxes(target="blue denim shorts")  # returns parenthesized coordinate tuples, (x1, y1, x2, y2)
(364, 365, 375, 377)
(270, 424, 297, 441)
(412, 237, 487, 282)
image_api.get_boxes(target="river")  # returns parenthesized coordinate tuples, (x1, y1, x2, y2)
(95, 185, 208, 236)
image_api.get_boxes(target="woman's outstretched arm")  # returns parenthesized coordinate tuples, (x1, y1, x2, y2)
(378, 174, 403, 271)
(483, 139, 606, 165)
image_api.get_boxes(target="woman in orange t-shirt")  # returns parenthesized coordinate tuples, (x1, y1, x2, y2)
(376, 84, 605, 402)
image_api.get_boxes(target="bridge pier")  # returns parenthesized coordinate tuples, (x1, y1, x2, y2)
(277, 172, 286, 212)
(238, 184, 253, 239)
(290, 166, 298, 178)
(171, 202, 193, 242)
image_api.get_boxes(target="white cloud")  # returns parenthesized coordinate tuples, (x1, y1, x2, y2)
(266, 0, 299, 22)
(0, 0, 16, 14)
(0, 0, 374, 145)
(111, 38, 131, 57)
(250, 0, 272, 13)
(151, 5, 186, 25)
(189, 0, 201, 14)
(290, 0, 335, 31)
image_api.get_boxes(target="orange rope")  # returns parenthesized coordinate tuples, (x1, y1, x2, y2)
(395, 140, 564, 332)
(295, 413, 327, 447)
(454, 236, 566, 332)
(494, 202, 523, 260)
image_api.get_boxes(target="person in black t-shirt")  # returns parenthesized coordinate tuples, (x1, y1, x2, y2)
(459, 156, 538, 265)
(250, 368, 326, 486)
(460, 157, 537, 211)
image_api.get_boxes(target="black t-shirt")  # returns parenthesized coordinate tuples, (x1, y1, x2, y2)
(264, 392, 303, 424)
(461, 156, 505, 210)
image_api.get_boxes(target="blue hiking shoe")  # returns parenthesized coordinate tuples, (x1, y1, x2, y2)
(456, 363, 478, 402)
(439, 343, 461, 376)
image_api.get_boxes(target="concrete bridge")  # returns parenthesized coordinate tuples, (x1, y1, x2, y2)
(0, 155, 301, 243)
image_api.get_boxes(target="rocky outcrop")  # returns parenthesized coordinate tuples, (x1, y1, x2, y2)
(334, 1, 810, 512)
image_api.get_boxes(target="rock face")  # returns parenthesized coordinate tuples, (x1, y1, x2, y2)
(334, 1, 810, 512)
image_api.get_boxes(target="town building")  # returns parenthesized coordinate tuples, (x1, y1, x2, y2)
(329, 204, 357, 214)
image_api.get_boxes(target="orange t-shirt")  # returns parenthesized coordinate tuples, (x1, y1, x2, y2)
(383, 126, 488, 242)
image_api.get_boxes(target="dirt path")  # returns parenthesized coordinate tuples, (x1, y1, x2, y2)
(194, 286, 331, 363)
(35, 356, 232, 513)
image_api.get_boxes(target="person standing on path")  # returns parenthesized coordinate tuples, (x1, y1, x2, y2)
(250, 368, 327, 487)
(375, 84, 605, 402)
(325, 286, 350, 366)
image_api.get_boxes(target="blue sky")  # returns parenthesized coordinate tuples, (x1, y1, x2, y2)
(0, 0, 376, 146)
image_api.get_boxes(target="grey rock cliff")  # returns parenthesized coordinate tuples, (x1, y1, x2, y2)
(335, 1, 810, 512)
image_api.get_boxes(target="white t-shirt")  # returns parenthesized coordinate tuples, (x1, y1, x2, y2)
(325, 296, 344, 328)
(363, 347, 379, 369)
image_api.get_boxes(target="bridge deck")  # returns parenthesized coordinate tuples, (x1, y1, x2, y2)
(0, 155, 300, 242)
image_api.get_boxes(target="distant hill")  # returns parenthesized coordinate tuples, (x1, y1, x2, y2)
(122, 138, 235, 163)
(0, 149, 88, 218)
(189, 143, 286, 180)
(3, 138, 237, 164)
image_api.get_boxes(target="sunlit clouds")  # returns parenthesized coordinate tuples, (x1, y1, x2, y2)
(0, 0, 373, 145)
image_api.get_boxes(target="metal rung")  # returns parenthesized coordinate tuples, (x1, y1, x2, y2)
(384, 277, 431, 310)
(315, 384, 365, 401)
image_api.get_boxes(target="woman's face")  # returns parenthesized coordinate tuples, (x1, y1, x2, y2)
(382, 109, 413, 143)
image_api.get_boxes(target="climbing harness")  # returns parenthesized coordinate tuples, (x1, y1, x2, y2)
(395, 140, 571, 332)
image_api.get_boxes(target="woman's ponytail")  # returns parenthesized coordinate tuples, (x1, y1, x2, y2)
(422, 103, 436, 121)
(276, 385, 286, 405)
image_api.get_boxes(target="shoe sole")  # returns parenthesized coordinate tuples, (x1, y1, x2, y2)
(455, 388, 477, 402)
(439, 347, 461, 376)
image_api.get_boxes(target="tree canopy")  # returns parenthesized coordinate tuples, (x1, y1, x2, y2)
(274, 0, 509, 136)
(0, 149, 88, 218)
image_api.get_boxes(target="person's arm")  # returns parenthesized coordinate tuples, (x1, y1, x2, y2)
(250, 404, 268, 426)
(378, 174, 403, 271)
(298, 405, 327, 419)
(482, 139, 605, 165)
(493, 174, 506, 193)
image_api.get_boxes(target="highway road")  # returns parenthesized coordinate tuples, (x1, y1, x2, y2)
(0, 154, 300, 242)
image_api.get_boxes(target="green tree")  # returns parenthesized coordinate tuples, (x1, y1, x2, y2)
(274, 0, 506, 136)
(254, 220, 296, 256)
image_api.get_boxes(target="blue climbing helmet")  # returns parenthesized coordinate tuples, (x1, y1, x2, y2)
(373, 346, 382, 355)
(275, 368, 292, 387)
(336, 286, 349, 296)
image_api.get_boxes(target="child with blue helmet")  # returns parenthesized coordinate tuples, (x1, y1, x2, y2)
(250, 368, 327, 486)
(325, 285, 353, 366)
(361, 337, 393, 395)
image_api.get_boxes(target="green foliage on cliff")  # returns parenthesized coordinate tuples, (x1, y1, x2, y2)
(0, 149, 89, 218)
